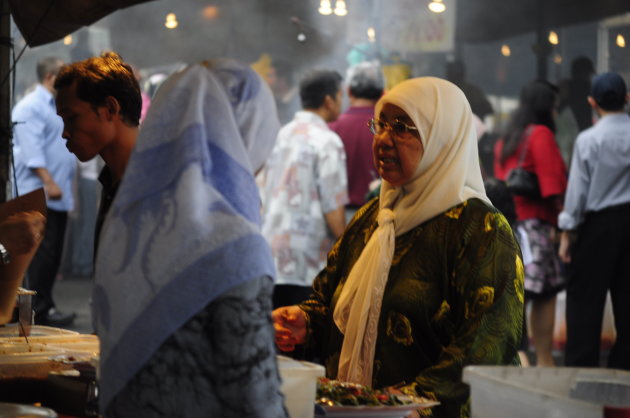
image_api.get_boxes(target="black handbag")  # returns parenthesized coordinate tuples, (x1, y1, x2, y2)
(505, 135, 540, 199)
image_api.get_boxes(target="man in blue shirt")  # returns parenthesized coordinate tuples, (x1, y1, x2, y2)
(558, 72, 630, 370)
(12, 57, 77, 327)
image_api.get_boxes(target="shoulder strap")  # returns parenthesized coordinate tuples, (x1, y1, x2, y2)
(516, 125, 535, 168)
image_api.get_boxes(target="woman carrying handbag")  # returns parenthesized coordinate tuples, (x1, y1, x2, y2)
(493, 80, 568, 366)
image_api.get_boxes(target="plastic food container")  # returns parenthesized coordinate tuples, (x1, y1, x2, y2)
(0, 334, 99, 379)
(463, 366, 630, 418)
(277, 355, 325, 418)
(0, 324, 78, 337)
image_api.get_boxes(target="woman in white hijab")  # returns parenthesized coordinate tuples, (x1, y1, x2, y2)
(273, 77, 523, 418)
(95, 60, 287, 417)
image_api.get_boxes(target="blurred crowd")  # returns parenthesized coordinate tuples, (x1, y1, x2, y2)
(3, 47, 629, 417)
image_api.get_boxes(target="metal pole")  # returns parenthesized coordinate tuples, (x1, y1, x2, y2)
(534, 0, 550, 80)
(372, 0, 382, 62)
(0, 0, 10, 203)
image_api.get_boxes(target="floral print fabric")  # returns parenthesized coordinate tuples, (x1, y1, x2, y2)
(518, 218, 565, 295)
(260, 111, 348, 287)
(298, 198, 524, 418)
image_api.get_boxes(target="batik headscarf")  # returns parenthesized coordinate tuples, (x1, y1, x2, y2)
(93, 60, 280, 409)
(333, 77, 489, 385)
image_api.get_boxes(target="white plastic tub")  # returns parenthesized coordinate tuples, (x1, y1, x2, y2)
(463, 366, 630, 418)
(277, 355, 325, 418)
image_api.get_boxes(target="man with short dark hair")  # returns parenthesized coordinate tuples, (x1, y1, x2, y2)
(260, 69, 348, 308)
(12, 56, 77, 326)
(54, 51, 141, 249)
(558, 72, 630, 370)
(329, 62, 384, 221)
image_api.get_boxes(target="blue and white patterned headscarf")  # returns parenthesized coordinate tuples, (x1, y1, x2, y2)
(93, 60, 280, 409)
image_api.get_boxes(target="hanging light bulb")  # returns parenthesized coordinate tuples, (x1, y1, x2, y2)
(202, 6, 219, 20)
(367, 27, 376, 43)
(548, 30, 559, 45)
(501, 44, 511, 57)
(165, 13, 178, 29)
(318, 0, 332, 15)
(617, 34, 626, 48)
(334, 0, 348, 16)
(63, 35, 73, 45)
(428, 0, 446, 13)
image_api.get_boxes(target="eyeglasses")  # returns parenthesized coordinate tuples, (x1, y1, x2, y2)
(368, 118, 419, 137)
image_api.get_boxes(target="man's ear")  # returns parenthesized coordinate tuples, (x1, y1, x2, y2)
(587, 96, 597, 109)
(44, 72, 58, 90)
(104, 96, 121, 120)
(323, 94, 335, 110)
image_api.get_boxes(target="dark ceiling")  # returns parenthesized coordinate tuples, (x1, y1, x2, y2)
(9, 0, 630, 47)
(456, 0, 630, 42)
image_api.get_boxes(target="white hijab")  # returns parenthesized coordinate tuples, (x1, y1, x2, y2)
(333, 77, 489, 385)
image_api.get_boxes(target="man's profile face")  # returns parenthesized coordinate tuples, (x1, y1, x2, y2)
(56, 82, 113, 162)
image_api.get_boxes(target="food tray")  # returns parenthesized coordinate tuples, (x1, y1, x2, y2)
(0, 324, 78, 337)
(0, 334, 99, 379)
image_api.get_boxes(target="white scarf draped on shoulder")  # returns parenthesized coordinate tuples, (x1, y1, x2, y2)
(333, 77, 489, 386)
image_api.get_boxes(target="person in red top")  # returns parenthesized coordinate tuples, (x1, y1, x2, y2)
(494, 80, 567, 366)
(329, 61, 384, 222)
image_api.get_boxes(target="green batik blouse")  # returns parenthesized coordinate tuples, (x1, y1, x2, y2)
(298, 198, 524, 418)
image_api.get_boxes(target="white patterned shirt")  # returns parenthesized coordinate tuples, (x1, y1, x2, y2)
(260, 111, 348, 286)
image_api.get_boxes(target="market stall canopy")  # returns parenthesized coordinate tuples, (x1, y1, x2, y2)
(0, 0, 155, 203)
(8, 0, 155, 47)
(457, 0, 630, 42)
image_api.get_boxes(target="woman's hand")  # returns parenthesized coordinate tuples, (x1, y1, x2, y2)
(272, 305, 307, 352)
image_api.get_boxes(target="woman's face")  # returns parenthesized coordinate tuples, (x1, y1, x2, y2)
(372, 103, 424, 187)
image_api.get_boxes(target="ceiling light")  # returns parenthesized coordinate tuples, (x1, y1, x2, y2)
(202, 6, 219, 20)
(367, 27, 376, 43)
(318, 0, 332, 15)
(63, 35, 72, 45)
(548, 31, 558, 45)
(334, 0, 348, 17)
(501, 44, 511, 57)
(428, 0, 446, 13)
(165, 13, 178, 29)
(617, 34, 626, 48)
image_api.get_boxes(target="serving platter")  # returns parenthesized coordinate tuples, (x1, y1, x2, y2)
(315, 400, 440, 417)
